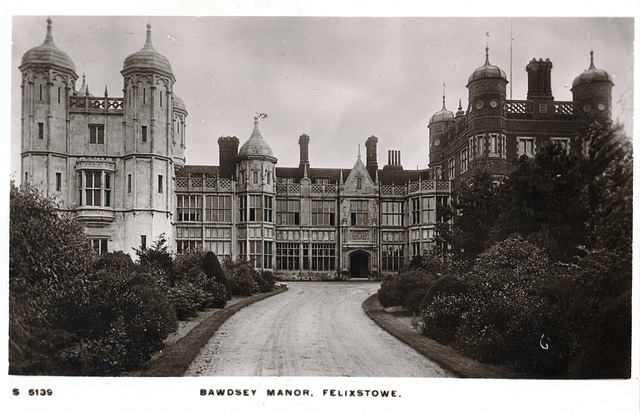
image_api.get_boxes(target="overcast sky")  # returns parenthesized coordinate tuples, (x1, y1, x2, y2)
(10, 16, 634, 178)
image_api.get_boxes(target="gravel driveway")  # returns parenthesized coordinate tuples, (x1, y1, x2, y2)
(185, 282, 451, 377)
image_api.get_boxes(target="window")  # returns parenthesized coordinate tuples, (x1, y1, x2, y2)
(128, 174, 132, 193)
(253, 171, 259, 185)
(158, 175, 163, 193)
(438, 196, 449, 223)
(469, 137, 474, 160)
(276, 199, 300, 225)
(89, 124, 105, 144)
(350, 200, 368, 226)
(238, 241, 247, 261)
(315, 177, 329, 184)
(204, 227, 231, 257)
(382, 244, 404, 272)
(239, 196, 247, 222)
(276, 242, 300, 270)
(422, 196, 436, 223)
(411, 197, 421, 224)
(39, 84, 43, 100)
(56, 173, 62, 192)
(250, 240, 263, 269)
(489, 133, 500, 157)
(143, 88, 146, 105)
(461, 148, 468, 173)
(312, 200, 336, 226)
(140, 235, 147, 249)
(141, 126, 148, 143)
(476, 134, 485, 157)
(448, 157, 455, 179)
(78, 170, 112, 207)
(160, 91, 163, 107)
(264, 196, 273, 222)
(177, 195, 202, 221)
(38, 123, 44, 139)
(177, 240, 201, 254)
(552, 137, 571, 155)
(249, 195, 263, 222)
(517, 137, 536, 158)
(91, 238, 108, 255)
(311, 243, 335, 270)
(357, 177, 362, 190)
(205, 195, 231, 222)
(58, 87, 61, 104)
(266, 171, 271, 185)
(382, 201, 403, 226)
(264, 241, 273, 269)
(501, 134, 507, 159)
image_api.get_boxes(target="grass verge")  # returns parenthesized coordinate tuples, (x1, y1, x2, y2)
(363, 292, 515, 379)
(130, 286, 288, 377)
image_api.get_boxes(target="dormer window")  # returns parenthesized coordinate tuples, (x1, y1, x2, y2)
(357, 177, 362, 190)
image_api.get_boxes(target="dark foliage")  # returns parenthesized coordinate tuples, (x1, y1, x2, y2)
(203, 251, 231, 298)
(378, 270, 437, 314)
(223, 258, 258, 296)
(254, 270, 276, 293)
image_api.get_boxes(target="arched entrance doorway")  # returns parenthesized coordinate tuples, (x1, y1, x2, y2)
(350, 251, 369, 278)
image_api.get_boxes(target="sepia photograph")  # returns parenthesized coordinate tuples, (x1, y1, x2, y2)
(4, 3, 637, 411)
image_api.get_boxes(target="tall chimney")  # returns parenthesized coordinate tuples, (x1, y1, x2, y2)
(218, 136, 240, 179)
(365, 135, 378, 178)
(383, 150, 403, 170)
(299, 134, 310, 169)
(526, 58, 553, 99)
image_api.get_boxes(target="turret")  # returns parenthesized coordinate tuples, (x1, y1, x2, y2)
(19, 18, 78, 199)
(571, 50, 613, 121)
(428, 92, 454, 170)
(466, 46, 508, 122)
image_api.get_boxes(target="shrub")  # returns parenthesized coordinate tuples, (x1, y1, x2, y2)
(419, 275, 469, 345)
(49, 269, 177, 375)
(203, 251, 231, 298)
(223, 258, 258, 296)
(166, 283, 207, 320)
(378, 270, 437, 314)
(173, 248, 207, 285)
(201, 279, 229, 309)
(254, 270, 276, 293)
(133, 234, 175, 285)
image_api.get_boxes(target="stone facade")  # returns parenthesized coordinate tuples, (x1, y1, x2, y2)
(20, 20, 613, 280)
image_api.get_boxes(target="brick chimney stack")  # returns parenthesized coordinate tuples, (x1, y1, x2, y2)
(365, 135, 379, 178)
(526, 58, 554, 100)
(218, 136, 240, 178)
(299, 134, 310, 169)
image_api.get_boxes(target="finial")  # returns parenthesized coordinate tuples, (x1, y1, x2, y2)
(44, 17, 54, 44)
(303, 163, 308, 178)
(104, 85, 109, 97)
(458, 98, 463, 111)
(442, 82, 447, 110)
(357, 144, 361, 159)
(589, 50, 595, 70)
(484, 31, 491, 65)
(143, 23, 154, 50)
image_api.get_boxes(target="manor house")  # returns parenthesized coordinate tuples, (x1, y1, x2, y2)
(20, 19, 613, 279)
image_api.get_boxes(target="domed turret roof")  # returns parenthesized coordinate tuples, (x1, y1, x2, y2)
(572, 51, 613, 88)
(173, 94, 187, 113)
(75, 73, 93, 96)
(20, 18, 77, 77)
(238, 117, 275, 158)
(429, 96, 454, 125)
(468, 47, 507, 84)
(122, 24, 174, 79)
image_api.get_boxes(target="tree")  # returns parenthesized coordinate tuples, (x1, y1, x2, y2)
(134, 234, 175, 285)
(490, 143, 588, 261)
(202, 251, 231, 299)
(438, 170, 500, 263)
